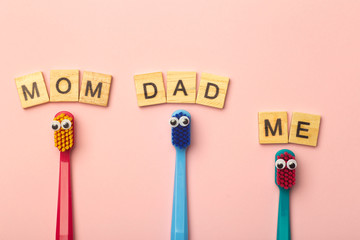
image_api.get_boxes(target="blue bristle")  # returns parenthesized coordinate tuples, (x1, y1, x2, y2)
(171, 111, 191, 149)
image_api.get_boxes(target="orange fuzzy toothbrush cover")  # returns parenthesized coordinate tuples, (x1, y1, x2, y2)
(53, 112, 74, 152)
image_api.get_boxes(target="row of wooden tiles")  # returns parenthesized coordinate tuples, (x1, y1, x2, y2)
(15, 70, 112, 108)
(15, 70, 229, 109)
(258, 112, 321, 147)
(134, 72, 230, 109)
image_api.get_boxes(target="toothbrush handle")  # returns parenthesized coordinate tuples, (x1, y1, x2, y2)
(171, 148, 188, 240)
(56, 151, 73, 240)
(277, 189, 290, 240)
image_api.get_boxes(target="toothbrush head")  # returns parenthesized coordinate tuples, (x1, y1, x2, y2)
(169, 110, 191, 149)
(275, 149, 297, 190)
(51, 111, 74, 152)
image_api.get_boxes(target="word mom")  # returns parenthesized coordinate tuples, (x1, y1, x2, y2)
(134, 72, 230, 109)
(258, 112, 321, 147)
(15, 70, 112, 108)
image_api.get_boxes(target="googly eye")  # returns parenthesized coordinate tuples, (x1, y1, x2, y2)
(51, 121, 61, 131)
(275, 159, 286, 170)
(169, 117, 179, 128)
(61, 119, 72, 130)
(179, 116, 190, 127)
(287, 159, 297, 170)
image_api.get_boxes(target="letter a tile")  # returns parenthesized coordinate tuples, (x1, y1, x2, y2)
(166, 71, 196, 103)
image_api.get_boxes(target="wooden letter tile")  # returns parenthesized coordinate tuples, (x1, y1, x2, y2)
(15, 72, 49, 108)
(79, 71, 112, 106)
(134, 72, 166, 107)
(166, 71, 196, 103)
(258, 112, 288, 144)
(196, 73, 229, 109)
(289, 112, 321, 146)
(50, 70, 79, 102)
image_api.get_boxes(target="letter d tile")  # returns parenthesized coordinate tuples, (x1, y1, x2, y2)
(196, 73, 229, 109)
(134, 72, 166, 107)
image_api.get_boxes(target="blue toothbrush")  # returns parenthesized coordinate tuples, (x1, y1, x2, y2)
(169, 110, 191, 240)
(275, 149, 298, 240)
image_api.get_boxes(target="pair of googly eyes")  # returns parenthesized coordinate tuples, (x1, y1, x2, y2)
(169, 116, 190, 128)
(275, 159, 297, 170)
(51, 119, 72, 131)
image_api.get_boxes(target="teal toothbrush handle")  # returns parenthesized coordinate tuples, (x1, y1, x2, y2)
(171, 148, 188, 240)
(277, 188, 290, 240)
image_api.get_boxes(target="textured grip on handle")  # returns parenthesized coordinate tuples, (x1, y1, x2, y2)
(171, 148, 188, 240)
(56, 151, 73, 240)
(277, 188, 290, 240)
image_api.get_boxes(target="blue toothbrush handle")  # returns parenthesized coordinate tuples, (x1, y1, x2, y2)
(171, 148, 188, 240)
(277, 188, 290, 240)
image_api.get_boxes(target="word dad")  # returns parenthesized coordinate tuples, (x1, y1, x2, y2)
(15, 70, 112, 108)
(258, 112, 321, 147)
(134, 72, 230, 109)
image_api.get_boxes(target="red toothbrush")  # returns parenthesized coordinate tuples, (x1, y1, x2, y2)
(51, 111, 74, 240)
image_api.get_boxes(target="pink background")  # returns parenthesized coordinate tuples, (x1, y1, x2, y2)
(1, 0, 360, 239)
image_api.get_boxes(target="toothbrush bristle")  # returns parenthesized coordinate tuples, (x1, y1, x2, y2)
(53, 112, 74, 152)
(171, 112, 190, 149)
(276, 152, 296, 189)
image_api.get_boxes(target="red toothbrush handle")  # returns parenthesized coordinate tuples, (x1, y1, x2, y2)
(56, 151, 73, 240)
